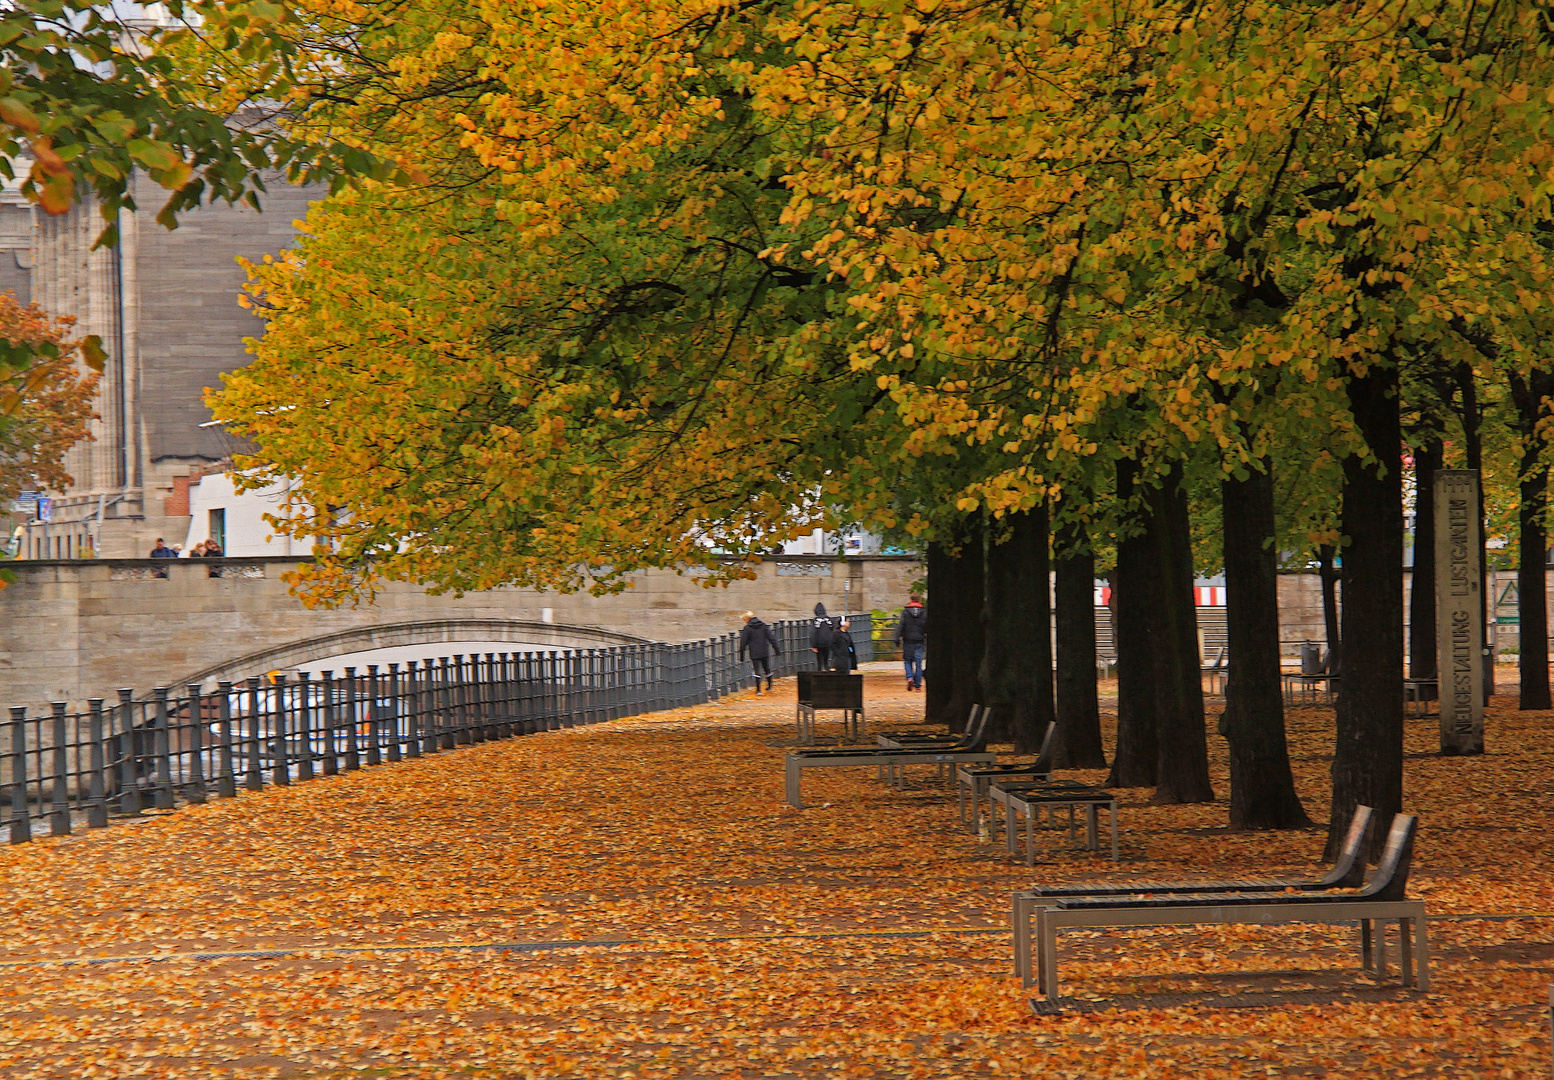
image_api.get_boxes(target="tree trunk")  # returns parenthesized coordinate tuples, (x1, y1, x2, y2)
(1409, 440, 1442, 681)
(945, 523, 986, 733)
(1221, 463, 1310, 828)
(1518, 466, 1549, 710)
(1318, 544, 1341, 673)
(1509, 370, 1554, 710)
(1108, 458, 1159, 788)
(1145, 465, 1215, 805)
(1329, 360, 1406, 860)
(1054, 517, 1107, 768)
(980, 505, 1055, 754)
(924, 542, 956, 726)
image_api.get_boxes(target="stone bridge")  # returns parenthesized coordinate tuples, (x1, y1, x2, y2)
(1, 555, 919, 707)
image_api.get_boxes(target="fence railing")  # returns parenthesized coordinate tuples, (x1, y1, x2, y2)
(1, 615, 873, 844)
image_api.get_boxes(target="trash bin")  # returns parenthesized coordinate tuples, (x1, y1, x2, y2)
(1300, 641, 1323, 674)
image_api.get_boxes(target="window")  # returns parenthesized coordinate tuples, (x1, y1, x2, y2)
(209, 508, 227, 552)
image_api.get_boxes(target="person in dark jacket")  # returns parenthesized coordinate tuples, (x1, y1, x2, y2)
(894, 593, 926, 690)
(810, 602, 838, 670)
(834, 617, 858, 672)
(738, 611, 781, 693)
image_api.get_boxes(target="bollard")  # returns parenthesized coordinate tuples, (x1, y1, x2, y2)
(8, 707, 31, 844)
(343, 668, 360, 771)
(321, 671, 339, 776)
(116, 689, 141, 815)
(86, 699, 109, 828)
(245, 677, 264, 791)
(296, 671, 315, 782)
(184, 684, 207, 804)
(271, 673, 290, 787)
(216, 682, 237, 798)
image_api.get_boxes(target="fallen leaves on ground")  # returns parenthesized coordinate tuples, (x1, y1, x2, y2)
(0, 667, 1549, 1078)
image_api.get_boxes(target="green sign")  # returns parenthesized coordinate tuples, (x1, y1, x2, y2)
(1496, 615, 1520, 626)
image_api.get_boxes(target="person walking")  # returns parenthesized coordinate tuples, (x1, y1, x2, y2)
(738, 611, 782, 693)
(810, 603, 838, 670)
(895, 593, 927, 691)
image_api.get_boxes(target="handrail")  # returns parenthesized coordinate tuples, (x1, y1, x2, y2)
(0, 617, 875, 844)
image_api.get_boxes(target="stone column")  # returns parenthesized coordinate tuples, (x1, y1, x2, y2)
(1435, 469, 1484, 754)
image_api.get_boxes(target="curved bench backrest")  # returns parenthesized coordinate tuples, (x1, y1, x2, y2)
(1356, 813, 1418, 901)
(1030, 721, 1058, 772)
(1317, 805, 1375, 888)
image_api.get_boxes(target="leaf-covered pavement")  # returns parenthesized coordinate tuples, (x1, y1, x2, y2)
(0, 671, 1549, 1078)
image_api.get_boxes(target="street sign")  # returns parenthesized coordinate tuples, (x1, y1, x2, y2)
(36, 497, 51, 523)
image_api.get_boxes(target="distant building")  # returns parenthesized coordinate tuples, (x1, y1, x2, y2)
(9, 172, 315, 558)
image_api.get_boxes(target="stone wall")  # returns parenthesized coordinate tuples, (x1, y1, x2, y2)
(0, 555, 921, 708)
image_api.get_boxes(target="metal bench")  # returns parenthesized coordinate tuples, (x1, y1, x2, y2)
(795, 671, 865, 745)
(954, 722, 1058, 831)
(873, 705, 992, 789)
(1011, 806, 1374, 984)
(782, 711, 996, 808)
(1028, 813, 1427, 1000)
(991, 781, 1118, 864)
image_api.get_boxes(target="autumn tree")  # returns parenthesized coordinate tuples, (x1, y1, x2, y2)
(0, 294, 99, 504)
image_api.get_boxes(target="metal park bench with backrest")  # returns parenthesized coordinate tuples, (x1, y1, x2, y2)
(1027, 812, 1428, 1000)
(954, 721, 1058, 831)
(1010, 806, 1376, 985)
(874, 705, 979, 750)
(782, 708, 996, 808)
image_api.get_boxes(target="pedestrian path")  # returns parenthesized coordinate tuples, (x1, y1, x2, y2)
(0, 674, 1547, 1078)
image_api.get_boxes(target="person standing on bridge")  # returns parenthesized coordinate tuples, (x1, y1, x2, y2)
(738, 612, 781, 694)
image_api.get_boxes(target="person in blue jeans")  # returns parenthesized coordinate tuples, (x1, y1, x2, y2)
(894, 593, 927, 691)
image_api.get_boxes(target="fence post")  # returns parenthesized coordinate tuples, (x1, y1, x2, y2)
(486, 653, 502, 737)
(245, 677, 264, 791)
(343, 668, 361, 770)
(386, 664, 403, 763)
(7, 708, 30, 844)
(271, 674, 291, 787)
(296, 671, 315, 782)
(86, 699, 108, 828)
(321, 671, 340, 776)
(438, 658, 455, 748)
(420, 660, 438, 754)
(365, 666, 382, 766)
(151, 688, 175, 809)
(184, 684, 207, 805)
(405, 662, 422, 758)
(117, 688, 141, 815)
(216, 682, 237, 797)
(48, 703, 71, 836)
(495, 654, 511, 737)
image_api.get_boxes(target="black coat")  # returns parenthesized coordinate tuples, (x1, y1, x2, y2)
(894, 602, 927, 645)
(739, 618, 781, 660)
(810, 603, 838, 649)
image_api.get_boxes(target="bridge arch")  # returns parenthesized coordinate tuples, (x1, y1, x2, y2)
(176, 619, 655, 690)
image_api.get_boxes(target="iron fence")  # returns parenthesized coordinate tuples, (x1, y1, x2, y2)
(2, 615, 873, 844)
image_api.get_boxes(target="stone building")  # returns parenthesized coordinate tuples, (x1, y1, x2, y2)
(9, 172, 315, 558)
